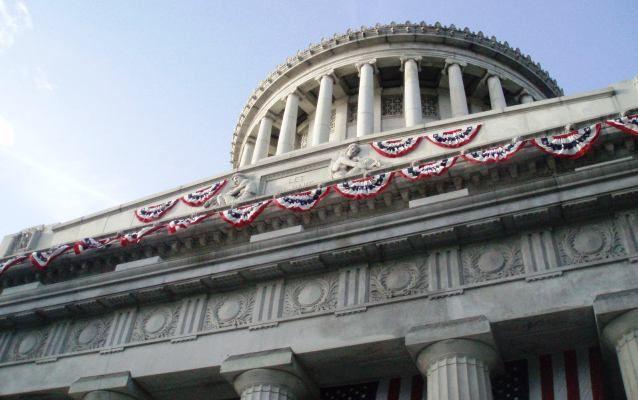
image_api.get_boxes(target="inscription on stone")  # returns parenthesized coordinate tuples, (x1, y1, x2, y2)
(261, 161, 330, 195)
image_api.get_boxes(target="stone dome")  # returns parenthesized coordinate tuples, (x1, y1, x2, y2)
(230, 21, 562, 168)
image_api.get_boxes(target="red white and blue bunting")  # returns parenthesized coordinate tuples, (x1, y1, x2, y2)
(120, 225, 164, 246)
(463, 141, 527, 164)
(135, 199, 178, 223)
(334, 173, 394, 199)
(30, 244, 72, 270)
(274, 187, 330, 212)
(167, 214, 211, 234)
(606, 114, 638, 136)
(371, 136, 422, 158)
(399, 157, 457, 180)
(73, 237, 118, 255)
(220, 200, 271, 228)
(0, 255, 28, 276)
(181, 180, 227, 207)
(532, 123, 601, 159)
(426, 124, 481, 148)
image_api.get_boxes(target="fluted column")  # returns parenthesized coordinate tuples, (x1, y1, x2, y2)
(519, 91, 534, 104)
(355, 59, 377, 137)
(401, 56, 423, 127)
(416, 339, 498, 400)
(252, 114, 274, 162)
(486, 74, 507, 110)
(234, 369, 307, 400)
(446, 59, 469, 118)
(277, 92, 300, 155)
(602, 309, 638, 399)
(83, 391, 136, 400)
(239, 139, 255, 167)
(311, 72, 335, 146)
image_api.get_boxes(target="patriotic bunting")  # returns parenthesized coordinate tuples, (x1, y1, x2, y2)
(532, 123, 601, 159)
(120, 225, 165, 246)
(29, 244, 73, 270)
(606, 114, 638, 136)
(426, 124, 481, 148)
(73, 237, 119, 255)
(181, 180, 227, 207)
(167, 214, 211, 234)
(463, 140, 527, 164)
(399, 157, 457, 180)
(274, 187, 330, 212)
(135, 200, 178, 223)
(0, 255, 28, 276)
(334, 173, 393, 199)
(220, 200, 271, 228)
(370, 136, 422, 158)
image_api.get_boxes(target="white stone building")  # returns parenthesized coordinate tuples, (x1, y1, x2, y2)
(0, 22, 637, 400)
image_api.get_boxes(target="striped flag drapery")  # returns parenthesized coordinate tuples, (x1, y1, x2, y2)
(320, 347, 605, 400)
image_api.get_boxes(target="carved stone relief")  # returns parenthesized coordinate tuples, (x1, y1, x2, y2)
(331, 143, 381, 178)
(8, 328, 48, 362)
(462, 241, 524, 284)
(66, 317, 111, 352)
(556, 221, 625, 265)
(207, 173, 258, 208)
(131, 304, 180, 342)
(283, 274, 338, 317)
(204, 290, 254, 330)
(369, 258, 428, 301)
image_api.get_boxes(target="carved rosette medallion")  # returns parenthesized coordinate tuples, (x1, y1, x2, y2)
(557, 222, 625, 265)
(283, 274, 338, 317)
(204, 291, 254, 330)
(462, 242, 523, 283)
(370, 259, 428, 301)
(10, 329, 48, 361)
(132, 304, 180, 342)
(66, 318, 111, 352)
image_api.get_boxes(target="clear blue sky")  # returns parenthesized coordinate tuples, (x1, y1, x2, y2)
(0, 0, 636, 238)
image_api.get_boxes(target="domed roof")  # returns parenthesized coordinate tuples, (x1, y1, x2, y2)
(229, 21, 563, 166)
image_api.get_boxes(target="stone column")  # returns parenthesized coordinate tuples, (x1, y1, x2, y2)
(602, 309, 638, 399)
(416, 339, 498, 400)
(311, 72, 334, 146)
(401, 56, 423, 127)
(486, 74, 507, 110)
(233, 369, 307, 400)
(83, 391, 137, 400)
(277, 92, 300, 155)
(519, 91, 534, 104)
(239, 139, 255, 167)
(252, 114, 274, 163)
(68, 372, 149, 400)
(355, 59, 377, 137)
(446, 59, 469, 118)
(221, 348, 318, 400)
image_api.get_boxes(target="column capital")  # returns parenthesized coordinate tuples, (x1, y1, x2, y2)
(417, 338, 500, 374)
(443, 58, 468, 74)
(602, 309, 638, 348)
(221, 347, 319, 400)
(399, 56, 422, 71)
(68, 372, 150, 400)
(264, 110, 278, 121)
(355, 58, 378, 75)
(280, 89, 302, 103)
(315, 69, 336, 83)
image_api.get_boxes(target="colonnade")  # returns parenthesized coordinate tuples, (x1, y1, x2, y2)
(239, 56, 535, 167)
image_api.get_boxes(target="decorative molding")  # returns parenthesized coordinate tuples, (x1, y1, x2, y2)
(556, 221, 625, 266)
(462, 240, 523, 284)
(204, 290, 254, 330)
(131, 303, 181, 342)
(66, 317, 111, 352)
(369, 258, 428, 301)
(283, 273, 338, 317)
(7, 328, 48, 362)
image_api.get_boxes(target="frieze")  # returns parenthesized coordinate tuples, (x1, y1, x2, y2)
(283, 273, 338, 317)
(462, 240, 524, 284)
(65, 317, 112, 352)
(261, 161, 331, 195)
(7, 328, 48, 362)
(131, 303, 181, 342)
(556, 221, 625, 265)
(369, 258, 428, 301)
(204, 290, 254, 330)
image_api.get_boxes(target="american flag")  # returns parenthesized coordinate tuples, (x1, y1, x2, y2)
(320, 347, 605, 400)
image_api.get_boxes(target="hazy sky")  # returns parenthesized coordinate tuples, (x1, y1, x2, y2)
(0, 0, 636, 238)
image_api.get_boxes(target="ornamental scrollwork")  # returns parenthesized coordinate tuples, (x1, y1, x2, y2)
(66, 317, 111, 352)
(462, 241, 523, 284)
(9, 328, 48, 362)
(204, 290, 254, 330)
(131, 304, 180, 342)
(556, 221, 625, 265)
(283, 274, 338, 317)
(369, 258, 428, 301)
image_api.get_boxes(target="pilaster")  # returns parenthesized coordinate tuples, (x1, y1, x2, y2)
(251, 279, 284, 327)
(336, 263, 369, 314)
(427, 247, 462, 292)
(520, 230, 560, 278)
